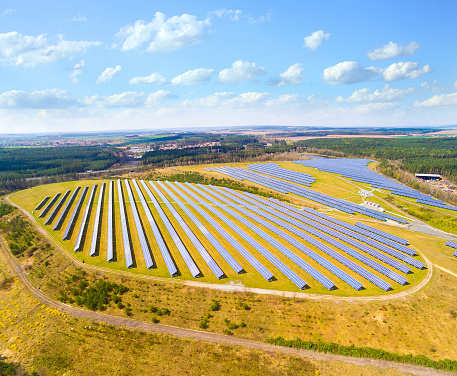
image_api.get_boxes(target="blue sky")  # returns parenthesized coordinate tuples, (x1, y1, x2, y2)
(1, 0, 457, 133)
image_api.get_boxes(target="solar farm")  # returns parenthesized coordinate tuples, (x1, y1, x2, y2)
(12, 161, 438, 296)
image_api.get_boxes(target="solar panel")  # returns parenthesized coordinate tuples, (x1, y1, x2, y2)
(45, 190, 70, 225)
(54, 187, 81, 231)
(132, 180, 178, 276)
(40, 193, 60, 218)
(74, 184, 97, 252)
(107, 181, 114, 262)
(189, 183, 307, 289)
(117, 180, 134, 268)
(148, 181, 224, 279)
(161, 181, 244, 274)
(63, 186, 88, 240)
(354, 222, 409, 245)
(90, 182, 105, 257)
(175, 181, 274, 281)
(125, 180, 154, 269)
(141, 180, 200, 278)
(35, 196, 49, 211)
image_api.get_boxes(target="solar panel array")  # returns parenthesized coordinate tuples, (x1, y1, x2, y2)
(39, 193, 60, 218)
(295, 157, 457, 212)
(33, 179, 425, 293)
(35, 196, 49, 211)
(445, 241, 457, 257)
(209, 165, 407, 223)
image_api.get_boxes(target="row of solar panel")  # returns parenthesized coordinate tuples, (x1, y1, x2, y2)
(211, 165, 408, 223)
(445, 241, 457, 257)
(294, 157, 457, 212)
(34, 180, 420, 291)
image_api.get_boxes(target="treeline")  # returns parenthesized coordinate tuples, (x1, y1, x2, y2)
(142, 139, 296, 167)
(268, 337, 457, 372)
(298, 137, 457, 182)
(0, 146, 120, 179)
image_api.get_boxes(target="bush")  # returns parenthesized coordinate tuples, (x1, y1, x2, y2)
(210, 300, 221, 311)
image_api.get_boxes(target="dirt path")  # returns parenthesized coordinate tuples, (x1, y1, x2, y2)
(6, 196, 434, 303)
(0, 237, 453, 376)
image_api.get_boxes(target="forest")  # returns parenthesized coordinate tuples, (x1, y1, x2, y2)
(298, 137, 457, 182)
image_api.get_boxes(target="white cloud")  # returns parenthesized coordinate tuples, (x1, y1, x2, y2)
(454, 80, 457, 89)
(72, 15, 88, 23)
(171, 68, 214, 86)
(304, 30, 330, 50)
(219, 60, 265, 83)
(266, 94, 301, 106)
(415, 92, 457, 107)
(227, 92, 270, 106)
(277, 63, 303, 86)
(247, 11, 272, 24)
(145, 90, 173, 106)
(368, 41, 419, 60)
(183, 92, 235, 107)
(96, 65, 122, 84)
(0, 32, 101, 67)
(323, 61, 377, 84)
(115, 11, 210, 52)
(210, 9, 242, 21)
(70, 60, 85, 84)
(355, 102, 398, 113)
(0, 89, 78, 109)
(129, 73, 167, 85)
(337, 85, 414, 103)
(382, 61, 430, 81)
(83, 91, 144, 108)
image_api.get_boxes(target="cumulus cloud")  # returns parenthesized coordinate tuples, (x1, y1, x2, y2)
(0, 32, 101, 67)
(219, 60, 265, 83)
(266, 94, 301, 106)
(355, 102, 398, 113)
(304, 30, 330, 50)
(337, 85, 414, 103)
(183, 92, 235, 107)
(323, 61, 377, 84)
(382, 61, 430, 81)
(129, 73, 167, 85)
(277, 63, 303, 86)
(145, 90, 174, 106)
(226, 92, 270, 106)
(115, 12, 210, 52)
(368, 41, 419, 60)
(83, 91, 144, 108)
(70, 60, 85, 83)
(96, 65, 122, 84)
(171, 68, 214, 86)
(415, 92, 457, 107)
(0, 89, 78, 109)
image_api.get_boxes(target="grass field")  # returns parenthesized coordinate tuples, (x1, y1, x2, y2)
(1, 245, 417, 376)
(9, 168, 429, 297)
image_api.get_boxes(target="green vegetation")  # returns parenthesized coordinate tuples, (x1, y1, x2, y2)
(298, 137, 457, 183)
(267, 337, 457, 372)
(59, 275, 129, 311)
(0, 203, 14, 218)
(2, 216, 37, 257)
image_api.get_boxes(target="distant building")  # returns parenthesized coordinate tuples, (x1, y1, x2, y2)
(415, 173, 441, 181)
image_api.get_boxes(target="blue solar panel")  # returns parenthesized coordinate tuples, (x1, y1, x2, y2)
(90, 182, 105, 257)
(148, 181, 225, 279)
(74, 184, 97, 252)
(63, 186, 88, 240)
(107, 181, 114, 262)
(141, 180, 200, 278)
(132, 180, 178, 276)
(53, 187, 81, 231)
(354, 222, 409, 245)
(192, 183, 308, 289)
(176, 182, 274, 281)
(125, 180, 154, 269)
(117, 180, 134, 268)
(162, 181, 244, 274)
